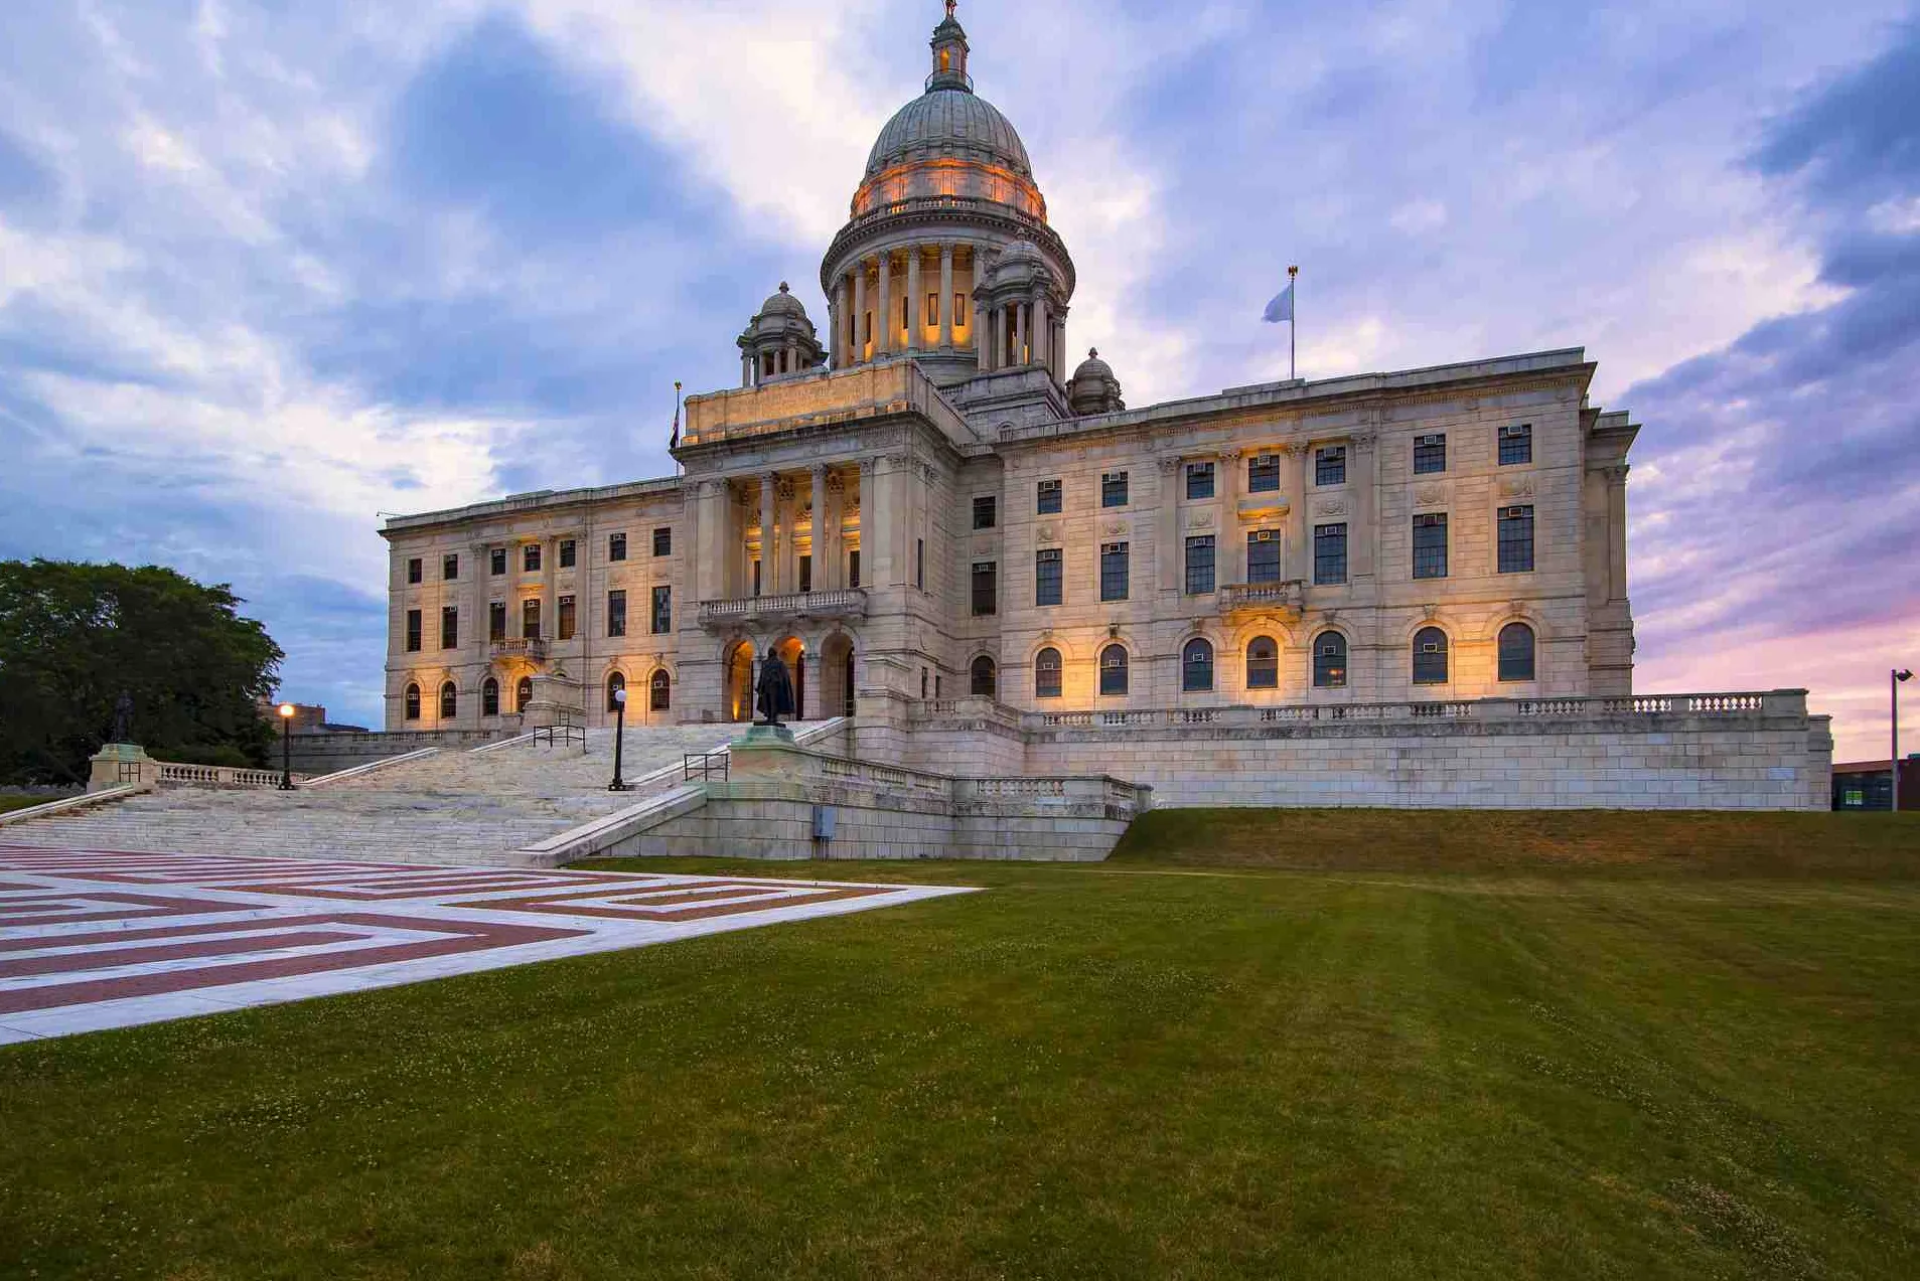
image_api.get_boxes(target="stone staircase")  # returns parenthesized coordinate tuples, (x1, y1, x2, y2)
(0, 722, 839, 866)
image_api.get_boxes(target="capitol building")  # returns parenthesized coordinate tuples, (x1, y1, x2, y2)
(379, 7, 1828, 812)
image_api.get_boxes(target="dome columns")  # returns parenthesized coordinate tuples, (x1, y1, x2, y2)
(828, 240, 987, 370)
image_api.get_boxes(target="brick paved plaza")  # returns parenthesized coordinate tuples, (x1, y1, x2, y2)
(0, 844, 973, 1043)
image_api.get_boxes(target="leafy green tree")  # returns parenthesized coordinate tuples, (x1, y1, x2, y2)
(0, 560, 284, 784)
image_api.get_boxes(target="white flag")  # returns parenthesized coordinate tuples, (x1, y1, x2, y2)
(1262, 281, 1294, 324)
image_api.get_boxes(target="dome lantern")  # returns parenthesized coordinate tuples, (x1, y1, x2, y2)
(928, 1, 971, 92)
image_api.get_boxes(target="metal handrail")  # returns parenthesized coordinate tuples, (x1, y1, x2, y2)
(684, 753, 730, 783)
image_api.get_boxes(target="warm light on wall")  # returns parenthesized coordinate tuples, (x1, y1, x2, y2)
(850, 159, 1047, 222)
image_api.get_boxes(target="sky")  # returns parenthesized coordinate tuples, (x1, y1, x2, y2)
(0, 0, 1914, 760)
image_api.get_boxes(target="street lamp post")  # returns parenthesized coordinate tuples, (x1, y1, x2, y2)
(608, 688, 632, 792)
(277, 703, 297, 791)
(1895, 669, 1913, 814)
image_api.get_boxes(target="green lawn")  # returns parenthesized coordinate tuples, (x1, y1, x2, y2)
(0, 795, 49, 815)
(3, 812, 1917, 1279)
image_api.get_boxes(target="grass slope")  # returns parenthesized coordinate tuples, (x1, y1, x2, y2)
(0, 796, 46, 815)
(1, 813, 1916, 1279)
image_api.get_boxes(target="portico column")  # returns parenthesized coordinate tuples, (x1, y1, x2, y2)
(876, 252, 892, 357)
(1218, 450, 1243, 584)
(741, 353, 751, 389)
(991, 305, 1005, 371)
(811, 464, 829, 594)
(853, 265, 868, 363)
(858, 460, 877, 587)
(1034, 292, 1050, 373)
(977, 290, 993, 370)
(832, 278, 848, 368)
(761, 474, 779, 597)
(905, 246, 923, 352)
(939, 243, 955, 349)
(1014, 301, 1027, 367)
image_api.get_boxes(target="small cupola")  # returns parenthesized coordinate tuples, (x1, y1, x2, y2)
(1068, 348, 1125, 415)
(928, 0, 971, 91)
(737, 283, 825, 388)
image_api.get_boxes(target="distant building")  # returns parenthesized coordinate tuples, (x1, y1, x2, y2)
(1832, 758, 1920, 811)
(258, 700, 367, 735)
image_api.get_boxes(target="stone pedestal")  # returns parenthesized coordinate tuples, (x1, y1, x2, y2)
(729, 726, 804, 783)
(88, 743, 152, 792)
(527, 670, 585, 729)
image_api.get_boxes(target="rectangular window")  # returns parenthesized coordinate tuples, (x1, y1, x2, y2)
(1498, 505, 1536, 573)
(406, 558, 422, 585)
(442, 554, 459, 581)
(608, 533, 627, 562)
(900, 296, 909, 334)
(523, 544, 542, 573)
(558, 540, 575, 569)
(653, 527, 672, 557)
(848, 548, 861, 589)
(1414, 434, 1447, 475)
(1037, 478, 1062, 514)
(954, 294, 970, 328)
(557, 595, 576, 641)
(441, 607, 458, 650)
(1247, 530, 1282, 584)
(651, 586, 672, 634)
(521, 598, 541, 640)
(1314, 523, 1348, 585)
(404, 608, 422, 652)
(1035, 548, 1063, 606)
(972, 562, 998, 616)
(489, 601, 506, 642)
(606, 590, 627, 638)
(1186, 461, 1214, 500)
(973, 495, 997, 530)
(925, 292, 939, 326)
(1248, 453, 1281, 493)
(1100, 542, 1129, 602)
(1316, 446, 1346, 487)
(1101, 471, 1128, 508)
(752, 559, 762, 597)
(1500, 423, 1533, 466)
(1185, 535, 1216, 595)
(490, 548, 507, 576)
(799, 554, 813, 594)
(916, 538, 925, 591)
(1413, 513, 1449, 579)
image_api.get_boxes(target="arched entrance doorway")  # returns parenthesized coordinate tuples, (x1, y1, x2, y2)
(820, 633, 856, 719)
(775, 636, 806, 721)
(722, 640, 755, 723)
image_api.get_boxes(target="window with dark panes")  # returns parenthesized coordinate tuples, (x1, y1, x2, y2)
(650, 669, 671, 712)
(558, 540, 575, 569)
(522, 598, 541, 640)
(605, 672, 625, 713)
(1035, 647, 1063, 698)
(1499, 423, 1533, 466)
(848, 549, 861, 589)
(557, 595, 576, 641)
(483, 678, 499, 717)
(653, 527, 672, 557)
(1247, 637, 1279, 689)
(1182, 638, 1215, 692)
(972, 495, 997, 530)
(440, 682, 457, 720)
(608, 533, 627, 562)
(490, 548, 507, 575)
(1412, 627, 1449, 685)
(489, 601, 506, 642)
(1247, 530, 1282, 583)
(916, 538, 925, 590)
(405, 609, 422, 652)
(1314, 632, 1348, 688)
(1099, 644, 1129, 696)
(1314, 523, 1348, 585)
(1316, 446, 1346, 486)
(651, 586, 671, 634)
(606, 590, 626, 638)
(1248, 453, 1281, 493)
(406, 558, 422, 585)
(799, 554, 813, 594)
(1413, 434, 1447, 475)
(1185, 535, 1216, 595)
(971, 562, 997, 616)
(441, 606, 458, 650)
(1101, 471, 1128, 508)
(1186, 461, 1214, 500)
(1498, 505, 1535, 574)
(1413, 513, 1448, 579)
(1100, 542, 1129, 601)
(1035, 548, 1063, 606)
(970, 655, 996, 698)
(523, 544, 542, 573)
(752, 559, 761, 597)
(443, 554, 459, 581)
(404, 683, 420, 720)
(1037, 478, 1062, 514)
(1498, 622, 1537, 681)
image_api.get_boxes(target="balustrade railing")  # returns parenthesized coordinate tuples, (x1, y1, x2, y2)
(154, 763, 308, 789)
(992, 691, 1803, 732)
(698, 589, 868, 627)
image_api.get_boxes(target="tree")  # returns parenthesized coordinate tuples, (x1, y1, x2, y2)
(0, 560, 284, 784)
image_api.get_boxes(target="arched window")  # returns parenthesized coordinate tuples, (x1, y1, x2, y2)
(1498, 622, 1537, 682)
(1412, 627, 1449, 685)
(1099, 644, 1129, 696)
(516, 676, 533, 713)
(1247, 637, 1279, 690)
(970, 655, 997, 698)
(1035, 647, 1062, 699)
(482, 678, 500, 717)
(404, 682, 421, 721)
(439, 681, 458, 720)
(650, 669, 671, 712)
(1182, 638, 1214, 692)
(1313, 633, 1348, 689)
(606, 671, 626, 713)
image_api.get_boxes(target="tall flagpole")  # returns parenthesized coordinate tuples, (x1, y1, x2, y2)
(1288, 264, 1299, 382)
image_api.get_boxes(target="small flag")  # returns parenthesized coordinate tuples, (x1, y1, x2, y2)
(669, 380, 682, 450)
(1262, 281, 1294, 324)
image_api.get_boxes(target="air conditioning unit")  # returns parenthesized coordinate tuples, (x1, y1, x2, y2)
(1419, 434, 1443, 445)
(1504, 506, 1529, 518)
(1252, 529, 1275, 541)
